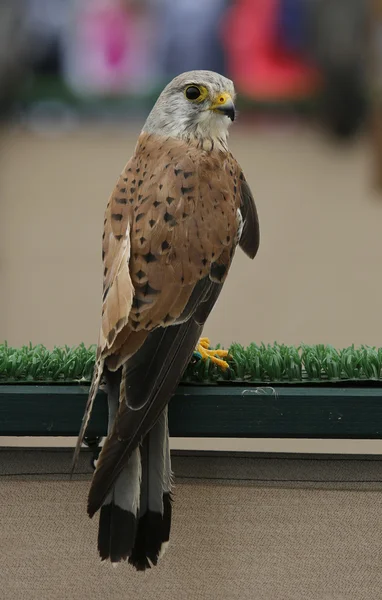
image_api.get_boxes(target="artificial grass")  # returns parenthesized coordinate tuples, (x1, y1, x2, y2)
(1, 342, 382, 385)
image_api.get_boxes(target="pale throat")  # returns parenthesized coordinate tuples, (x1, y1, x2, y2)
(190, 112, 231, 151)
(143, 110, 230, 152)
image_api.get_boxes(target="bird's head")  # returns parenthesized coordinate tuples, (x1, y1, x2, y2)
(143, 70, 236, 150)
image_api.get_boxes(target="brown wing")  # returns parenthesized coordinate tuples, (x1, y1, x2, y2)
(101, 132, 242, 371)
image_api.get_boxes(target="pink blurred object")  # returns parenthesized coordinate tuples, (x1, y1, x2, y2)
(81, 2, 130, 90)
(63, 0, 156, 96)
(221, 0, 321, 101)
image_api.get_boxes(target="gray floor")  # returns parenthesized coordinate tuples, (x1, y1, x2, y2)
(1, 449, 382, 600)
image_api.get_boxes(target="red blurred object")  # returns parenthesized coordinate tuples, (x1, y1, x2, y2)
(221, 0, 321, 101)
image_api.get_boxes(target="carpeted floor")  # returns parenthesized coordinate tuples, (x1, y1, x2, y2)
(1, 450, 382, 599)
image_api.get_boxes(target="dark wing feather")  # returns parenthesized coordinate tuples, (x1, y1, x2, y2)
(239, 175, 260, 259)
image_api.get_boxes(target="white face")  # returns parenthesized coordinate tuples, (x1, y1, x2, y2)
(143, 70, 237, 147)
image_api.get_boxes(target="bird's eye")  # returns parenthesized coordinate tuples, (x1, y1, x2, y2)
(185, 86, 202, 101)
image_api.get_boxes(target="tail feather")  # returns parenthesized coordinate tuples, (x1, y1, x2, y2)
(129, 408, 172, 570)
(161, 416, 173, 552)
(160, 492, 172, 557)
(97, 369, 141, 563)
(97, 447, 141, 563)
(98, 502, 137, 562)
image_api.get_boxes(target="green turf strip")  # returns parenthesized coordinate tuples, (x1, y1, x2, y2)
(1, 342, 382, 384)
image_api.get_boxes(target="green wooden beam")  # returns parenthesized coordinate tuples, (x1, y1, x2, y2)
(1, 384, 382, 439)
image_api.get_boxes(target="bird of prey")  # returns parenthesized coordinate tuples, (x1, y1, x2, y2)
(72, 70, 260, 570)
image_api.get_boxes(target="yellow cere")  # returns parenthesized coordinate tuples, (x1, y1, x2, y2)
(210, 91, 232, 111)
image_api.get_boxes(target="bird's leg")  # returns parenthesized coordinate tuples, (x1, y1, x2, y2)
(194, 337, 230, 370)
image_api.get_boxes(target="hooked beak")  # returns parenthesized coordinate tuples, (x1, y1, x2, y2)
(209, 92, 235, 121)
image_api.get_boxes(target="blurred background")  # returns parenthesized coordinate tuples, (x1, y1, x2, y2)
(0, 0, 380, 349)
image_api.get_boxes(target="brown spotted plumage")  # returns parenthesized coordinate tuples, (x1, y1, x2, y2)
(72, 70, 259, 571)
(104, 134, 242, 345)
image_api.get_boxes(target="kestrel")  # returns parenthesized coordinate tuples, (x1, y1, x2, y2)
(73, 70, 260, 570)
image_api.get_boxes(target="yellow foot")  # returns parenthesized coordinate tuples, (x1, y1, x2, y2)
(196, 337, 230, 370)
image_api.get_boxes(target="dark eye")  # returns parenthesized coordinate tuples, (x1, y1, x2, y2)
(185, 86, 201, 101)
